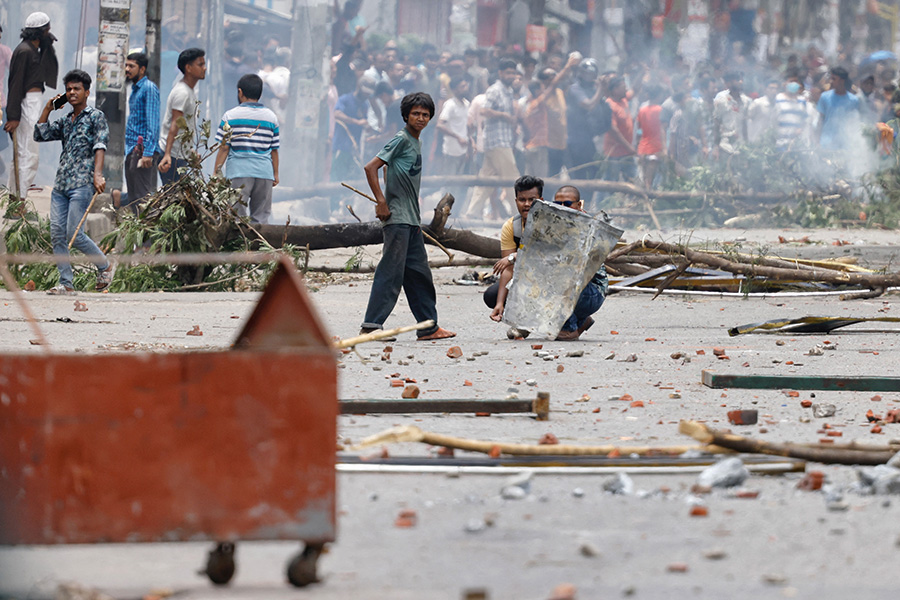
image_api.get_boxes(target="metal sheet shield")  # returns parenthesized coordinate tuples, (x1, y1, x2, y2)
(504, 201, 624, 338)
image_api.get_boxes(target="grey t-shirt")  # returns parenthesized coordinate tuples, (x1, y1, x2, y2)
(376, 127, 422, 227)
(159, 81, 198, 159)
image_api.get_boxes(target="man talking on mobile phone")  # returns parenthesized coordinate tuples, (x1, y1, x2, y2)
(34, 69, 113, 295)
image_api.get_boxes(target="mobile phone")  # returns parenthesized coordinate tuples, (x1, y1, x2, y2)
(53, 95, 67, 110)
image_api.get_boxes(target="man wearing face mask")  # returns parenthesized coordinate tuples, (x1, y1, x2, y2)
(4, 12, 58, 199)
(774, 70, 810, 150)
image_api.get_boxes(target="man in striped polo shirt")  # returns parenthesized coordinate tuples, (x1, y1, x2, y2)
(214, 73, 279, 224)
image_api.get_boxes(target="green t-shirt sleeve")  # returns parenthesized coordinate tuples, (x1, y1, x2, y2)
(376, 134, 404, 165)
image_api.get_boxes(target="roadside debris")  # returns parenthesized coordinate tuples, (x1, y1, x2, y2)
(697, 457, 750, 488)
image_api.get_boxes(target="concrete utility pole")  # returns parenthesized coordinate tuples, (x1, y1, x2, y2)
(146, 0, 162, 86)
(286, 0, 331, 188)
(205, 0, 225, 125)
(96, 0, 132, 192)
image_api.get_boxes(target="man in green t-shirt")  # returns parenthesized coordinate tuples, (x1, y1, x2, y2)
(360, 92, 457, 340)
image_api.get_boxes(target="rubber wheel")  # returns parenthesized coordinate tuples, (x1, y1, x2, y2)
(201, 541, 236, 585)
(287, 542, 324, 587)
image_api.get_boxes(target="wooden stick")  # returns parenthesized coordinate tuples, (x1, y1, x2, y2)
(679, 420, 898, 465)
(0, 260, 49, 349)
(68, 192, 101, 250)
(10, 131, 21, 201)
(341, 181, 455, 262)
(334, 319, 435, 349)
(352, 424, 734, 457)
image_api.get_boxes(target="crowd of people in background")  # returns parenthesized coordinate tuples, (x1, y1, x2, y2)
(326, 2, 900, 221)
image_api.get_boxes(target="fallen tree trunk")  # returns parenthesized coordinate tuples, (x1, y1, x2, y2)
(248, 193, 503, 258)
(680, 420, 900, 465)
(624, 240, 900, 289)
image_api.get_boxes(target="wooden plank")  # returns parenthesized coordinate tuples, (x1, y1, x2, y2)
(340, 398, 539, 415)
(702, 370, 900, 392)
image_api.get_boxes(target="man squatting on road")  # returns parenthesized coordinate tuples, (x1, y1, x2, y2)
(359, 92, 456, 341)
(34, 69, 113, 295)
(483, 176, 608, 341)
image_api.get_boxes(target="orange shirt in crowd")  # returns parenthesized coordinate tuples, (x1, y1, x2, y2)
(637, 104, 664, 155)
(604, 97, 634, 158)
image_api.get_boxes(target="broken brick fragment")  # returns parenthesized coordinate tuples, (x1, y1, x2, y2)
(800, 400, 812, 408)
(696, 349, 706, 355)
(712, 347, 726, 356)
(539, 433, 559, 445)
(727, 409, 758, 426)
(630, 400, 644, 408)
(390, 379, 404, 387)
(401, 385, 420, 399)
(463, 380, 473, 386)
(446, 346, 463, 359)
(23, 280, 35, 291)
(557, 364, 564, 373)
(797, 471, 824, 491)
(531, 344, 543, 350)
(394, 510, 417, 528)
(786, 391, 800, 397)
(689, 505, 709, 517)
(186, 325, 203, 336)
(735, 490, 760, 499)
(871, 395, 882, 402)
(866, 409, 881, 422)
(667, 563, 689, 573)
(488, 445, 501, 458)
(871, 425, 883, 434)
(886, 409, 900, 423)
(826, 430, 843, 437)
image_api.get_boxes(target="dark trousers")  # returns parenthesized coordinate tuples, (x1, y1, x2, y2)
(483, 280, 604, 332)
(362, 224, 439, 337)
(124, 147, 160, 212)
(159, 157, 189, 187)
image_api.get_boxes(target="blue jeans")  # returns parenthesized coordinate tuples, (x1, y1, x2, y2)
(362, 224, 439, 337)
(560, 281, 605, 332)
(50, 184, 109, 288)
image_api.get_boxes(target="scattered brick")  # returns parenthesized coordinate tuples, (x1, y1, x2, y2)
(727, 409, 758, 425)
(871, 425, 883, 434)
(620, 393, 634, 403)
(383, 346, 393, 353)
(475, 412, 491, 417)
(390, 379, 404, 387)
(712, 347, 726, 356)
(696, 349, 706, 355)
(786, 391, 800, 397)
(557, 364, 564, 373)
(394, 509, 417, 528)
(23, 280, 35, 291)
(826, 430, 843, 437)
(401, 385, 420, 399)
(886, 409, 900, 423)
(871, 395, 883, 402)
(446, 346, 463, 359)
(539, 433, 559, 445)
(463, 380, 473, 386)
(735, 490, 760, 499)
(531, 344, 543, 350)
(186, 325, 203, 336)
(689, 505, 709, 517)
(667, 563, 689, 573)
(645, 337, 657, 342)
(630, 400, 644, 408)
(797, 471, 824, 491)
(488, 445, 501, 458)
(800, 400, 812, 408)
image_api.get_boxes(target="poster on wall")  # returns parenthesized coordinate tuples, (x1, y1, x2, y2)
(526, 25, 547, 53)
(97, 20, 129, 92)
(100, 0, 130, 8)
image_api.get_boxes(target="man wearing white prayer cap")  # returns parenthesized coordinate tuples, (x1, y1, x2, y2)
(4, 11, 58, 199)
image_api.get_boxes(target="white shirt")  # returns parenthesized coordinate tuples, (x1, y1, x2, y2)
(439, 96, 470, 157)
(160, 81, 198, 159)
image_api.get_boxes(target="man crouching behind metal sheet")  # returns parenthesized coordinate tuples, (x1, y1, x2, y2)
(483, 176, 608, 341)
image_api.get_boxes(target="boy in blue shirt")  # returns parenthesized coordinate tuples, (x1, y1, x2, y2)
(359, 92, 456, 341)
(214, 74, 279, 224)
